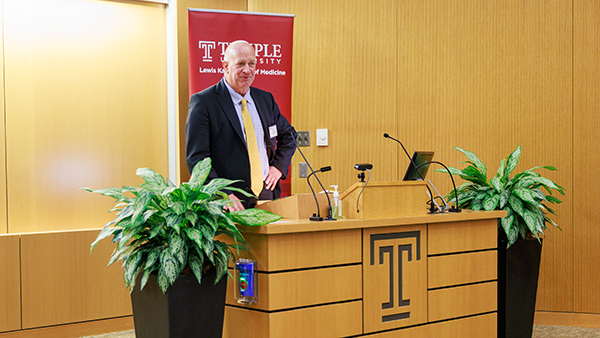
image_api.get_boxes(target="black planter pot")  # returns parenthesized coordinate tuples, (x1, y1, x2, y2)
(497, 233, 542, 338)
(130, 271, 228, 338)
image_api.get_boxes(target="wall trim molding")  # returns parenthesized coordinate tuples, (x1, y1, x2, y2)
(0, 317, 133, 338)
(535, 311, 600, 329)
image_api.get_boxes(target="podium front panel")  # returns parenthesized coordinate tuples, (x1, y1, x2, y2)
(224, 210, 502, 338)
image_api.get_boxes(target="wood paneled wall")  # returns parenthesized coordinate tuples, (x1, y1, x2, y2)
(20, 231, 131, 329)
(0, 231, 132, 334)
(573, 0, 600, 314)
(245, 0, 582, 313)
(393, 0, 573, 312)
(0, 235, 20, 332)
(251, 0, 400, 192)
(0, 2, 7, 234)
(2, 0, 169, 233)
(0, 0, 597, 331)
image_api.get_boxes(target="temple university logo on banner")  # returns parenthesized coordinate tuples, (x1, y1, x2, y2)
(188, 9, 294, 100)
(188, 9, 294, 196)
(196, 41, 286, 73)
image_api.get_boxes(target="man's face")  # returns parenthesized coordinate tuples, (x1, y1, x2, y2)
(224, 44, 256, 95)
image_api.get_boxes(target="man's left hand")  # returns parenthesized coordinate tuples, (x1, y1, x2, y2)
(224, 194, 245, 212)
(264, 166, 282, 190)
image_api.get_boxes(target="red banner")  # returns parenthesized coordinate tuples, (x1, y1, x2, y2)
(188, 9, 294, 196)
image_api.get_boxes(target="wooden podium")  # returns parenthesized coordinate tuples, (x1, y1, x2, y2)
(223, 183, 504, 338)
(340, 181, 430, 219)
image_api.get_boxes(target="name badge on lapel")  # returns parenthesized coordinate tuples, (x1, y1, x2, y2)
(269, 125, 278, 138)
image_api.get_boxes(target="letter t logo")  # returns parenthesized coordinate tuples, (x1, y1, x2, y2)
(198, 41, 216, 62)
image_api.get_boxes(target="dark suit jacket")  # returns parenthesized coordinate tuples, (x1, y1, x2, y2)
(185, 79, 296, 206)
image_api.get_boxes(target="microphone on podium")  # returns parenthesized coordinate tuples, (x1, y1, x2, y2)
(307, 166, 334, 221)
(383, 133, 427, 180)
(383, 133, 460, 212)
(288, 129, 335, 221)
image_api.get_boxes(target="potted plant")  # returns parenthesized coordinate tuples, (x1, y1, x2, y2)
(438, 145, 564, 338)
(83, 158, 281, 338)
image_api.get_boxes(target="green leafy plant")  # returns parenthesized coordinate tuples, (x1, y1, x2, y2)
(83, 158, 281, 293)
(438, 146, 565, 247)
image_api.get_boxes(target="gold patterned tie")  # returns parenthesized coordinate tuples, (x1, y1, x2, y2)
(241, 99, 264, 196)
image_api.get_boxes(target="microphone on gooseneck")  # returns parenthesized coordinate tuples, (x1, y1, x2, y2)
(307, 166, 333, 221)
(383, 133, 437, 213)
(289, 129, 335, 221)
(383, 133, 427, 181)
(414, 160, 461, 213)
(383, 133, 461, 212)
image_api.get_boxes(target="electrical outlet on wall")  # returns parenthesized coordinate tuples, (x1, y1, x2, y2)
(297, 131, 310, 147)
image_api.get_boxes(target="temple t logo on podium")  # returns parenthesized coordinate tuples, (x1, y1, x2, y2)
(363, 225, 428, 333)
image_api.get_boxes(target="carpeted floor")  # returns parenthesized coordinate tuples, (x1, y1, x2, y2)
(81, 325, 600, 337)
(81, 331, 134, 338)
(533, 325, 600, 337)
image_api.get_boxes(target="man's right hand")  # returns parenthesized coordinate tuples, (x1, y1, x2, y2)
(225, 193, 245, 212)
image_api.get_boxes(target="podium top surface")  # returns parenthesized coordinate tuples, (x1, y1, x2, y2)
(238, 209, 506, 235)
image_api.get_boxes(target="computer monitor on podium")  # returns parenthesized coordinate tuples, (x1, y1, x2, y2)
(402, 151, 434, 181)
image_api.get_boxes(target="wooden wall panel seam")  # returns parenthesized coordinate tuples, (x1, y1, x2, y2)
(427, 247, 497, 257)
(428, 279, 498, 292)
(225, 298, 363, 314)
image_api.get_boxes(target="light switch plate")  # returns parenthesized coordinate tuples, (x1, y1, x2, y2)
(316, 129, 328, 146)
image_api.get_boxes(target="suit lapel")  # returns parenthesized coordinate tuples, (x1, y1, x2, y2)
(215, 79, 245, 143)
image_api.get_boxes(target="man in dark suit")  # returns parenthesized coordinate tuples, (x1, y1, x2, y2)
(185, 40, 296, 210)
